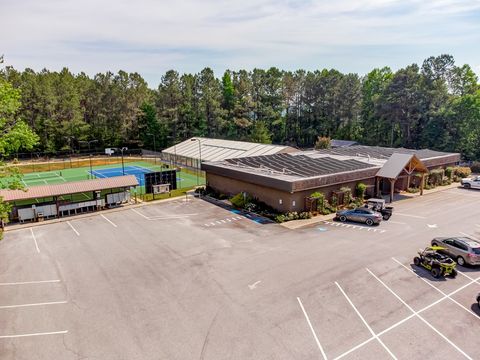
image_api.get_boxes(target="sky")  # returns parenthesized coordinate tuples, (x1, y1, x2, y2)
(1, 0, 480, 87)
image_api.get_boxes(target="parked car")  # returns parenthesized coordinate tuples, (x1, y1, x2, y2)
(366, 198, 393, 220)
(413, 246, 457, 278)
(461, 176, 480, 189)
(336, 207, 382, 226)
(431, 237, 480, 266)
(477, 293, 480, 308)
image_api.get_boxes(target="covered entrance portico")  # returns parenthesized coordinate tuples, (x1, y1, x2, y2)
(375, 153, 429, 203)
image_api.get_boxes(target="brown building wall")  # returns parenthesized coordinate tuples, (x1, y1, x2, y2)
(206, 173, 375, 213)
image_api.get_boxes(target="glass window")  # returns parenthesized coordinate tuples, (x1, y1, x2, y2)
(472, 248, 480, 255)
(453, 240, 468, 251)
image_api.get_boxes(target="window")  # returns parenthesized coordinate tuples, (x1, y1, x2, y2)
(453, 240, 468, 251)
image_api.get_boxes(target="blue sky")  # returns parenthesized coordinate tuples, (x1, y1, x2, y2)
(1, 0, 479, 87)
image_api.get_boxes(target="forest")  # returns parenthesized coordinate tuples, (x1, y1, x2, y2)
(1, 54, 479, 160)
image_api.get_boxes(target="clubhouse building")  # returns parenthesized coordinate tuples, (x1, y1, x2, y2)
(202, 145, 460, 212)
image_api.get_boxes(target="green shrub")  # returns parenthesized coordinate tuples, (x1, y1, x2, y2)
(331, 194, 338, 208)
(454, 166, 471, 178)
(339, 186, 352, 204)
(471, 161, 480, 174)
(299, 211, 312, 219)
(309, 191, 325, 212)
(424, 184, 433, 190)
(407, 187, 420, 193)
(428, 169, 443, 186)
(275, 214, 286, 223)
(356, 183, 367, 200)
(321, 208, 332, 215)
(444, 167, 454, 179)
(229, 192, 252, 208)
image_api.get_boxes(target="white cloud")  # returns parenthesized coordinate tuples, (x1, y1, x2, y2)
(1, 0, 479, 85)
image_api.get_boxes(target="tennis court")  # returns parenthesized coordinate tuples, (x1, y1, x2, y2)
(12, 161, 203, 190)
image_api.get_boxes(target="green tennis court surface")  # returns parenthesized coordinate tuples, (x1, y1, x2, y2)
(19, 161, 202, 189)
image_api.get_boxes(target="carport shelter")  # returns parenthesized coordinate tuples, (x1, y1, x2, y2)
(375, 153, 428, 203)
(0, 175, 138, 223)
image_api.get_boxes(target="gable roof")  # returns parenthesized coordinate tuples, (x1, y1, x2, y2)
(376, 153, 428, 180)
(162, 137, 297, 162)
(0, 175, 138, 202)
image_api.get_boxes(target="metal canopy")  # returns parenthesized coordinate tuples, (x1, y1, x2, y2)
(0, 175, 138, 202)
(376, 153, 428, 180)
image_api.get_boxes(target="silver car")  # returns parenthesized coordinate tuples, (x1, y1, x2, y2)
(431, 237, 480, 266)
(336, 207, 382, 226)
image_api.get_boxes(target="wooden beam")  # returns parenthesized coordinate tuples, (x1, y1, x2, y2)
(376, 177, 380, 197)
(389, 178, 395, 203)
(420, 173, 425, 196)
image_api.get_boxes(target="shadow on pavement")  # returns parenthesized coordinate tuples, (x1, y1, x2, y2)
(408, 263, 448, 282)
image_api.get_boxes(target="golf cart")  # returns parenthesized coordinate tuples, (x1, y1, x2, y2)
(414, 246, 457, 278)
(366, 198, 393, 220)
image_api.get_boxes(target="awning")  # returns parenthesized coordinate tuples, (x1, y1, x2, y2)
(0, 175, 138, 202)
(376, 153, 428, 180)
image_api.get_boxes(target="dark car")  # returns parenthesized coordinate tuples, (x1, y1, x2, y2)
(431, 237, 480, 266)
(477, 293, 480, 308)
(336, 207, 382, 226)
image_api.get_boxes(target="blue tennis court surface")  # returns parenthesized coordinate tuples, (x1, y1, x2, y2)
(90, 166, 152, 185)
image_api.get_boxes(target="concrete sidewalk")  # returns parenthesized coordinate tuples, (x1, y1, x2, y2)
(280, 181, 463, 230)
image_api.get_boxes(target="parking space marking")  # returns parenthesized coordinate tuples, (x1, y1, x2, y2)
(395, 213, 427, 219)
(30, 228, 40, 253)
(366, 268, 473, 360)
(132, 208, 198, 221)
(67, 221, 80, 236)
(0, 300, 67, 309)
(456, 270, 480, 285)
(335, 282, 397, 360)
(101, 214, 117, 228)
(392, 258, 480, 320)
(323, 221, 386, 233)
(0, 280, 60, 286)
(131, 208, 149, 219)
(0, 330, 68, 339)
(296, 297, 328, 360)
(459, 231, 478, 241)
(386, 221, 406, 225)
(204, 216, 245, 227)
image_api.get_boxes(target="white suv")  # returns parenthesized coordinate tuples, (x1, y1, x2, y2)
(461, 176, 480, 189)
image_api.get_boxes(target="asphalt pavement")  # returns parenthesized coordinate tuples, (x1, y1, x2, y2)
(1, 186, 480, 359)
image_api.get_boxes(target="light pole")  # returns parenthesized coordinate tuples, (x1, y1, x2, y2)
(120, 147, 128, 175)
(89, 154, 94, 179)
(147, 133, 157, 165)
(190, 138, 202, 185)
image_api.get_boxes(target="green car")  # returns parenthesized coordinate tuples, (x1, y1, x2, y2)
(414, 246, 457, 278)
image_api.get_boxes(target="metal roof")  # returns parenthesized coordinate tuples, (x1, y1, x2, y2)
(162, 137, 297, 162)
(313, 145, 458, 160)
(331, 139, 359, 148)
(220, 153, 377, 179)
(376, 153, 427, 180)
(0, 175, 138, 202)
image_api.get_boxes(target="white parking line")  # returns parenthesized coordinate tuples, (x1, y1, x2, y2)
(0, 300, 67, 309)
(460, 231, 479, 241)
(131, 208, 149, 219)
(335, 282, 397, 359)
(101, 214, 117, 228)
(387, 221, 407, 225)
(67, 221, 80, 236)
(366, 268, 473, 360)
(30, 228, 40, 253)
(336, 274, 480, 359)
(456, 270, 480, 285)
(392, 258, 480, 320)
(323, 221, 386, 233)
(0, 330, 68, 339)
(297, 297, 328, 360)
(0, 280, 60, 286)
(395, 213, 427, 219)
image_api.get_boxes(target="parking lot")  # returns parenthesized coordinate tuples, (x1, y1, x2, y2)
(1, 187, 480, 359)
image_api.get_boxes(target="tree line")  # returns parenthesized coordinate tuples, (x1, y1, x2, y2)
(1, 54, 479, 160)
